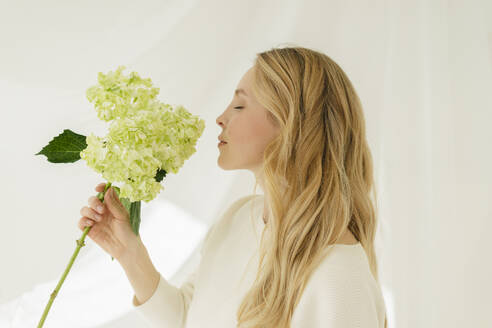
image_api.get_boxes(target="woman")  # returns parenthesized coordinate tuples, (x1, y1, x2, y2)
(79, 46, 388, 327)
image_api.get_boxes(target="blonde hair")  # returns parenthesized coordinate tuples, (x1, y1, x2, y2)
(237, 45, 387, 327)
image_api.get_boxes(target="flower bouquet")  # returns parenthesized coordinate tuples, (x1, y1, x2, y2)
(34, 65, 205, 327)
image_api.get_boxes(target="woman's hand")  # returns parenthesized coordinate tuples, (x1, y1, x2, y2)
(78, 183, 142, 261)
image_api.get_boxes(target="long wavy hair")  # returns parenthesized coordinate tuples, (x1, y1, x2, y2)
(236, 46, 387, 328)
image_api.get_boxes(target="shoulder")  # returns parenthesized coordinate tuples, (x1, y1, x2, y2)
(291, 245, 385, 326)
(211, 194, 261, 234)
(209, 194, 259, 229)
(227, 194, 261, 216)
(200, 194, 261, 254)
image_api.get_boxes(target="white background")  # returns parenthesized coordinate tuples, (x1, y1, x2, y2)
(1, 0, 491, 327)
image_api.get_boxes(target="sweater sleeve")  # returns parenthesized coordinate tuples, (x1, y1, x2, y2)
(129, 194, 258, 327)
(130, 222, 219, 328)
(131, 269, 197, 328)
(291, 265, 382, 328)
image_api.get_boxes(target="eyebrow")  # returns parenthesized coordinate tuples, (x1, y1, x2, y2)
(235, 88, 248, 97)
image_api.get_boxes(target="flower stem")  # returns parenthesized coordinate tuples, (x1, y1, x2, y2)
(37, 182, 112, 328)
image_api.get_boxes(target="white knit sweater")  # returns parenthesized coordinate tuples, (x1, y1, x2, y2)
(131, 194, 387, 327)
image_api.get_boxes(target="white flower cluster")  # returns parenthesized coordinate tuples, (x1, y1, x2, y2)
(80, 66, 205, 202)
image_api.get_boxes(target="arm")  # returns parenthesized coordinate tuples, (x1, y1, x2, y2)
(122, 195, 256, 327)
(119, 239, 197, 328)
(118, 240, 160, 306)
(123, 221, 219, 328)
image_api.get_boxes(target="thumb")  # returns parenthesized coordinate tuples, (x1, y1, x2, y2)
(104, 187, 129, 221)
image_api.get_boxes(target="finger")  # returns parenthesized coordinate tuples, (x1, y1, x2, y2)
(78, 217, 95, 231)
(88, 195, 105, 214)
(80, 206, 103, 222)
(104, 187, 129, 222)
(95, 183, 107, 192)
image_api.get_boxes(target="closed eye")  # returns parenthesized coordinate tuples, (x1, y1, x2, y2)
(234, 106, 243, 110)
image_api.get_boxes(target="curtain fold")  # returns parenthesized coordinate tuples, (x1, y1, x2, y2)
(1, 0, 490, 327)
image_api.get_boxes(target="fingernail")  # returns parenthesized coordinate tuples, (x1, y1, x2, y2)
(97, 205, 104, 213)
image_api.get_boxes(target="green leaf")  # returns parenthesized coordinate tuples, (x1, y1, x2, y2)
(120, 198, 141, 236)
(129, 201, 141, 236)
(115, 188, 141, 237)
(100, 185, 142, 237)
(154, 168, 167, 182)
(35, 129, 88, 163)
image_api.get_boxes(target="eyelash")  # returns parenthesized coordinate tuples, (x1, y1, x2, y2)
(234, 106, 243, 110)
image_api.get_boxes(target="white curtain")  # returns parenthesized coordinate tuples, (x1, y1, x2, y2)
(1, 0, 490, 327)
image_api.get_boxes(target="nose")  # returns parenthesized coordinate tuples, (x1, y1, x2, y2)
(217, 105, 230, 128)
(216, 114, 224, 127)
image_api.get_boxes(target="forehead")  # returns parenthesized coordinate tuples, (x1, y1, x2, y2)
(235, 66, 255, 96)
(234, 88, 247, 97)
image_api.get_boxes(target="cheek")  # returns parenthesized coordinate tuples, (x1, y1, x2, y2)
(236, 127, 274, 158)
(231, 114, 271, 145)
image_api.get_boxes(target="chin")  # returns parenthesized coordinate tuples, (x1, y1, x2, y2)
(217, 158, 245, 171)
(217, 163, 236, 170)
(217, 158, 232, 170)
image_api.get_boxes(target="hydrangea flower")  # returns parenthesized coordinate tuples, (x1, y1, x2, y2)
(80, 65, 205, 202)
(35, 66, 205, 327)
